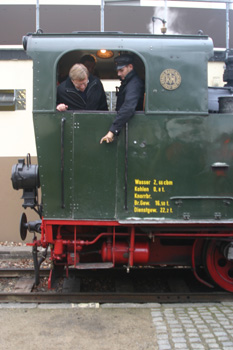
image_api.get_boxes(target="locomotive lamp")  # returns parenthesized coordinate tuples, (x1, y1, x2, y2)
(11, 153, 40, 210)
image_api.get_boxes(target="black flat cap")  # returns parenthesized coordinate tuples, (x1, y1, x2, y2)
(114, 54, 133, 70)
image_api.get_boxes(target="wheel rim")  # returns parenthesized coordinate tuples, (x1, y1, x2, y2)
(205, 240, 233, 292)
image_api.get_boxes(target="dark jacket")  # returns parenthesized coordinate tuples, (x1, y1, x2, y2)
(57, 74, 108, 111)
(109, 70, 144, 135)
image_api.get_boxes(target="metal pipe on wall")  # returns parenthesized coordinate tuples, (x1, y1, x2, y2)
(226, 1, 230, 57)
(36, 0, 40, 32)
(101, 0, 105, 32)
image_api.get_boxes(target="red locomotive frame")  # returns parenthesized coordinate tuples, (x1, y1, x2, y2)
(28, 219, 233, 292)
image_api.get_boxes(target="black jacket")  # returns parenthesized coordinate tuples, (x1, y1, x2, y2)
(57, 74, 108, 111)
(109, 70, 144, 135)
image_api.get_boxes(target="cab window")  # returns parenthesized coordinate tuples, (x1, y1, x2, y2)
(56, 50, 145, 112)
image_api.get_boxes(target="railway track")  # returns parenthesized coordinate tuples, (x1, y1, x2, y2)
(1, 291, 232, 304)
(0, 268, 233, 304)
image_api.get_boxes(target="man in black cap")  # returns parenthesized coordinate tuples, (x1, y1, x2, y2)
(100, 54, 144, 143)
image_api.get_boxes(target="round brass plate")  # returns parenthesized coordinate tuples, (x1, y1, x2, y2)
(160, 69, 181, 90)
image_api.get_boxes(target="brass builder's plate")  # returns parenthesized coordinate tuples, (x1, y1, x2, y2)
(160, 69, 181, 90)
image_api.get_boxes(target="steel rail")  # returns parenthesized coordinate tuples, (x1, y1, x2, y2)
(0, 268, 49, 278)
(0, 291, 232, 304)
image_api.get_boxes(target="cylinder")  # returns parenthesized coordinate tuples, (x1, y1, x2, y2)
(101, 241, 149, 265)
(54, 239, 63, 256)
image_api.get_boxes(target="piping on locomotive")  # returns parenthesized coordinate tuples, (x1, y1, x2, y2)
(11, 31, 233, 292)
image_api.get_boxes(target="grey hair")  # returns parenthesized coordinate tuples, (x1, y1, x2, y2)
(69, 64, 89, 81)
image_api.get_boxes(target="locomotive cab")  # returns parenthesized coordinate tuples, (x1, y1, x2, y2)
(12, 31, 233, 292)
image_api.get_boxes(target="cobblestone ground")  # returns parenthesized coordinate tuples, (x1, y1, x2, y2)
(151, 303, 233, 350)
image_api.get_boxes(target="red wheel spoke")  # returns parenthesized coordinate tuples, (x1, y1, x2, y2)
(205, 240, 233, 292)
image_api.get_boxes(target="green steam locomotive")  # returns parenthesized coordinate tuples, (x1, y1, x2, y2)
(11, 31, 233, 292)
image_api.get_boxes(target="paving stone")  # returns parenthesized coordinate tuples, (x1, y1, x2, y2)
(151, 303, 233, 350)
(158, 345, 172, 350)
(189, 343, 205, 349)
(222, 342, 233, 346)
(172, 337, 186, 343)
(208, 345, 220, 349)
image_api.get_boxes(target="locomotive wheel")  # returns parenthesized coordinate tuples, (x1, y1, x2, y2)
(204, 240, 233, 292)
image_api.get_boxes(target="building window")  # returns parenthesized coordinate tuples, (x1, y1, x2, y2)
(0, 89, 26, 111)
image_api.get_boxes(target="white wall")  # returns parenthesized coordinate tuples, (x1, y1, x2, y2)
(0, 59, 36, 157)
(208, 61, 225, 87)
